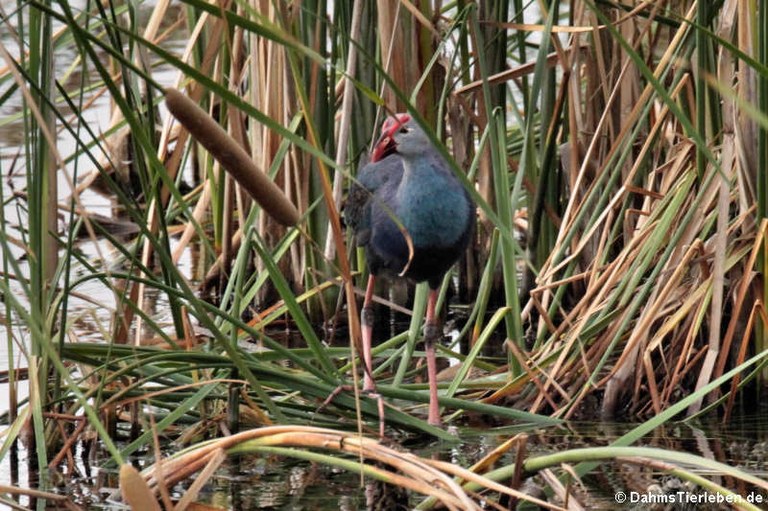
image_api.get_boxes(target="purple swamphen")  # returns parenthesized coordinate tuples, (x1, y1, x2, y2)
(346, 113, 475, 428)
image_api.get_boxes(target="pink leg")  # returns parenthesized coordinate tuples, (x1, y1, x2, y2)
(361, 276, 376, 393)
(425, 289, 441, 427)
(361, 275, 386, 437)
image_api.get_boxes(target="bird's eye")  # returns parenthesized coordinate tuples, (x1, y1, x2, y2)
(399, 126, 409, 134)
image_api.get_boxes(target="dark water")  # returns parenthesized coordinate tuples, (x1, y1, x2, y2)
(166, 415, 768, 510)
(2, 411, 767, 510)
(2, 2, 767, 509)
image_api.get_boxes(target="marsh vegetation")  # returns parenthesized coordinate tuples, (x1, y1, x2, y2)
(1, 0, 768, 509)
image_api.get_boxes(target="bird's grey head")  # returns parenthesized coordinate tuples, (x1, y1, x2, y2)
(372, 113, 432, 161)
(390, 120, 430, 157)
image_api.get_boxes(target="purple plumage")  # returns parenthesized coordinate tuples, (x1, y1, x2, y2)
(344, 113, 475, 431)
(347, 116, 475, 289)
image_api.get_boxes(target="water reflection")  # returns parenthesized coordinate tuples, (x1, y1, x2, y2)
(0, 2, 202, 507)
(0, 413, 762, 510)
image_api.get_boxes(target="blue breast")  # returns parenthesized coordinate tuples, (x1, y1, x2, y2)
(347, 152, 475, 289)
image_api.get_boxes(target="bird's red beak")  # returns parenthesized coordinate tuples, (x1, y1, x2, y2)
(371, 113, 411, 162)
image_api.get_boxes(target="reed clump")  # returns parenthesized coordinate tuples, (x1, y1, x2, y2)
(1, 1, 767, 508)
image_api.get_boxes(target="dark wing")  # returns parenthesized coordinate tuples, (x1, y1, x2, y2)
(344, 154, 403, 246)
